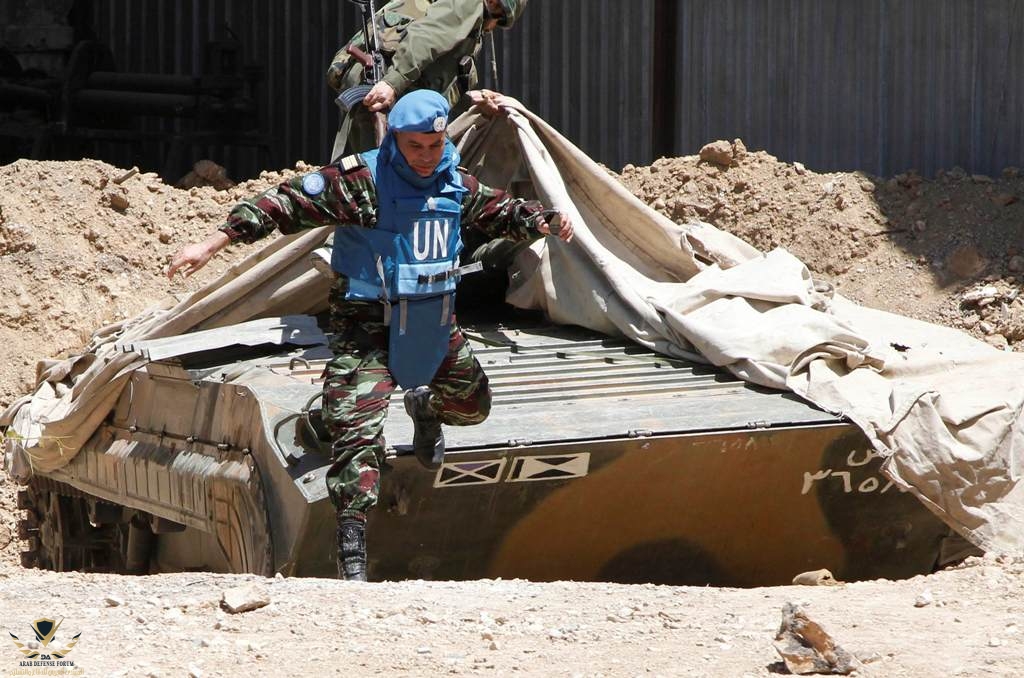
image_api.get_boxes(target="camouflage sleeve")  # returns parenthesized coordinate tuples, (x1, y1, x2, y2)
(381, 0, 483, 97)
(458, 172, 544, 242)
(326, 42, 357, 93)
(219, 164, 379, 244)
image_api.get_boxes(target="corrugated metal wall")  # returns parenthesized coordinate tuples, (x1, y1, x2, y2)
(90, 0, 654, 180)
(674, 0, 1024, 176)
(86, 0, 1024, 180)
(482, 0, 655, 172)
(92, 0, 364, 178)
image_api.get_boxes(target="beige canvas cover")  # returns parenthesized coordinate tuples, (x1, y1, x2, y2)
(4, 101, 1022, 554)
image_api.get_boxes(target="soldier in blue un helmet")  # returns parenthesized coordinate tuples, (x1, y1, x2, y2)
(169, 89, 571, 580)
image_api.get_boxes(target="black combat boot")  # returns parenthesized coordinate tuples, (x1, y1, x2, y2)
(337, 516, 367, 582)
(403, 385, 445, 470)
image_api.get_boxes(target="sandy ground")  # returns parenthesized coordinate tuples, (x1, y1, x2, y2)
(0, 554, 1022, 677)
(1, 145, 1023, 677)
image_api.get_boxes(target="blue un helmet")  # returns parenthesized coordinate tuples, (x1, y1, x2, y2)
(387, 89, 450, 134)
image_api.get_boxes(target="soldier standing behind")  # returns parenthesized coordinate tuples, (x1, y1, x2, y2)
(327, 0, 529, 158)
(168, 90, 571, 581)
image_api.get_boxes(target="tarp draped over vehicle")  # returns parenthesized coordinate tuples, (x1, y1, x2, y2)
(4, 101, 1023, 554)
(0, 227, 333, 476)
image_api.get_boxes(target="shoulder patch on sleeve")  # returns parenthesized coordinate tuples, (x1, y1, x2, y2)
(340, 154, 366, 172)
(301, 172, 327, 196)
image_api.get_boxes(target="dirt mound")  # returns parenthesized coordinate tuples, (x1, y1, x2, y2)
(619, 140, 1024, 349)
(0, 159, 310, 412)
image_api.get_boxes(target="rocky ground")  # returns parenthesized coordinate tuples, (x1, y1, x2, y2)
(1, 144, 1022, 677)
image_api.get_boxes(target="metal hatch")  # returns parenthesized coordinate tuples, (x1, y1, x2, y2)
(171, 318, 843, 452)
(242, 322, 842, 452)
(400, 326, 843, 450)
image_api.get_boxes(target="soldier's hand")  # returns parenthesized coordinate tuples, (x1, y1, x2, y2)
(537, 212, 574, 242)
(364, 81, 397, 112)
(167, 231, 230, 279)
(467, 89, 509, 117)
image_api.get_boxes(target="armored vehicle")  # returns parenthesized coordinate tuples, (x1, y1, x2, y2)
(15, 307, 952, 587)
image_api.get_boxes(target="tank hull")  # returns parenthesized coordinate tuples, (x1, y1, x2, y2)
(367, 424, 947, 585)
(22, 319, 952, 585)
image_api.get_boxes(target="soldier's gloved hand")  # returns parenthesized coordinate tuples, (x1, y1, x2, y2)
(537, 211, 574, 242)
(363, 81, 397, 112)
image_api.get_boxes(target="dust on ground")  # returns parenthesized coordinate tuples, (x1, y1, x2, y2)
(1, 146, 1022, 677)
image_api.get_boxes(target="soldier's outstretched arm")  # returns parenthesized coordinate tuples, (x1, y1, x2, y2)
(168, 164, 375, 280)
(166, 231, 230, 279)
(459, 172, 573, 243)
(166, 181, 306, 279)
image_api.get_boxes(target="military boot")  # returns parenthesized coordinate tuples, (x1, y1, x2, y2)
(403, 385, 445, 470)
(337, 516, 367, 582)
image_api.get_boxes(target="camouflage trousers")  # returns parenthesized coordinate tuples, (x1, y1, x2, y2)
(322, 290, 491, 523)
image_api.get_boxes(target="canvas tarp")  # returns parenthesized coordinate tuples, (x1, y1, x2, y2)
(0, 227, 333, 476)
(4, 100, 1022, 553)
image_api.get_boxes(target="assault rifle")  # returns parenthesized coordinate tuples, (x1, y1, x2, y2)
(336, 0, 388, 144)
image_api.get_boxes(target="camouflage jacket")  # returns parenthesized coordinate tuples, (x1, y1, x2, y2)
(219, 158, 544, 247)
(327, 0, 485, 111)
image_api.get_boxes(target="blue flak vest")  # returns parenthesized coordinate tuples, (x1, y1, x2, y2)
(330, 149, 467, 388)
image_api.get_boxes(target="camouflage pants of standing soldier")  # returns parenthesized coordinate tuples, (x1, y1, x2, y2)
(321, 282, 491, 523)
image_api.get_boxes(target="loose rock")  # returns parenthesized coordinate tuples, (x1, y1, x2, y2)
(221, 583, 270, 614)
(774, 603, 861, 675)
(699, 140, 735, 167)
(792, 569, 841, 586)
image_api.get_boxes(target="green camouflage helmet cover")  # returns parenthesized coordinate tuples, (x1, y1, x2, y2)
(495, 0, 528, 28)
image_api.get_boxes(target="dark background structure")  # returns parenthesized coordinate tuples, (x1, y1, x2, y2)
(1, 0, 1022, 182)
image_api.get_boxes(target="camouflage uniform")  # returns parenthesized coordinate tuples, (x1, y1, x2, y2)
(219, 158, 545, 523)
(327, 0, 524, 157)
